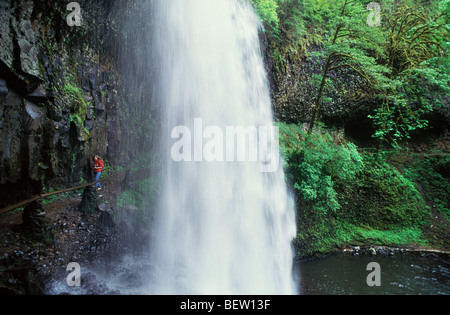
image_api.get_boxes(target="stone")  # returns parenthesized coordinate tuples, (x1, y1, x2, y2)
(24, 101, 44, 132)
(0, 5, 15, 69)
(0, 5, 42, 94)
(79, 186, 99, 214)
(0, 79, 8, 97)
(0, 91, 24, 184)
(21, 201, 55, 245)
(98, 203, 116, 228)
(25, 86, 47, 103)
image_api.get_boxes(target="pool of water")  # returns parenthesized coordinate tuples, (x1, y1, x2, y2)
(46, 252, 450, 295)
(294, 253, 450, 295)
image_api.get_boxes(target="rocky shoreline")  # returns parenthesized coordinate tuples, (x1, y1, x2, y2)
(341, 245, 450, 256)
(295, 244, 450, 264)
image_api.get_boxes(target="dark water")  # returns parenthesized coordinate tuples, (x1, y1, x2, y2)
(46, 252, 450, 295)
(295, 253, 450, 295)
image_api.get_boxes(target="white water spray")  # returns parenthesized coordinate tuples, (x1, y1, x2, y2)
(148, 0, 297, 295)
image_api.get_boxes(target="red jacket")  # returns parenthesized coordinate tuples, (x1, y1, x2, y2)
(94, 159, 103, 172)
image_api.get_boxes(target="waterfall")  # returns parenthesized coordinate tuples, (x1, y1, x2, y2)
(146, 0, 297, 295)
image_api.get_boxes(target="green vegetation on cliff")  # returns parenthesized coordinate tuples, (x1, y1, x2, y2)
(250, 0, 449, 257)
(253, 0, 448, 145)
(278, 122, 449, 258)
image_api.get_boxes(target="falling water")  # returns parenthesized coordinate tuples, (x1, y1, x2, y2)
(145, 0, 297, 295)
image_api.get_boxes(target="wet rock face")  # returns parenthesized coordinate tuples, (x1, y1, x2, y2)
(0, 0, 133, 210)
(0, 0, 146, 295)
(0, 0, 42, 94)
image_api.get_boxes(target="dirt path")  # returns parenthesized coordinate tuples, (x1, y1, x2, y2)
(0, 176, 128, 294)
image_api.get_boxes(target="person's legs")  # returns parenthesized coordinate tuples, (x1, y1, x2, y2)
(94, 171, 102, 189)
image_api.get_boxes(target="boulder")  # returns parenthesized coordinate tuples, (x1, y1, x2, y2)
(98, 203, 116, 228)
(79, 186, 100, 214)
(21, 201, 55, 245)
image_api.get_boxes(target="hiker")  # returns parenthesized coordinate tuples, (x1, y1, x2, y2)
(93, 155, 103, 190)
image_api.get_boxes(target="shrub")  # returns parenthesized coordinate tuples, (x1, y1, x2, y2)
(277, 122, 364, 216)
(278, 123, 431, 257)
(403, 154, 450, 221)
(249, 0, 281, 34)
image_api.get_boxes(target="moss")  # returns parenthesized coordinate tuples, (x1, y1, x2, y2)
(114, 176, 159, 231)
(64, 82, 90, 141)
(341, 155, 430, 229)
(117, 177, 158, 211)
(403, 154, 450, 221)
(278, 123, 436, 259)
(335, 225, 427, 247)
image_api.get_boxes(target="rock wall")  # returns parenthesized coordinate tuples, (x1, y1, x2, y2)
(0, 0, 137, 209)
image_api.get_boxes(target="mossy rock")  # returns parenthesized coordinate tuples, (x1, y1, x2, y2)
(21, 201, 55, 245)
(79, 186, 99, 214)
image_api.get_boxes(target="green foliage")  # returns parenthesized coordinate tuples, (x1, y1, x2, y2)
(65, 82, 90, 141)
(41, 190, 80, 206)
(278, 122, 364, 215)
(264, 0, 448, 146)
(302, 0, 391, 132)
(278, 0, 339, 46)
(115, 176, 159, 229)
(278, 123, 363, 256)
(250, 0, 282, 35)
(64, 83, 87, 116)
(369, 42, 449, 145)
(343, 154, 429, 229)
(0, 207, 24, 218)
(369, 96, 432, 147)
(383, 0, 447, 76)
(403, 154, 450, 220)
(117, 189, 141, 209)
(278, 123, 432, 258)
(264, 1, 447, 258)
(367, 0, 449, 145)
(117, 177, 158, 212)
(335, 224, 426, 246)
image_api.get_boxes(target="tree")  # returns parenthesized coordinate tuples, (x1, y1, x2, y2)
(307, 0, 388, 134)
(249, 0, 283, 36)
(385, 0, 446, 76)
(369, 0, 449, 146)
(262, 0, 448, 145)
